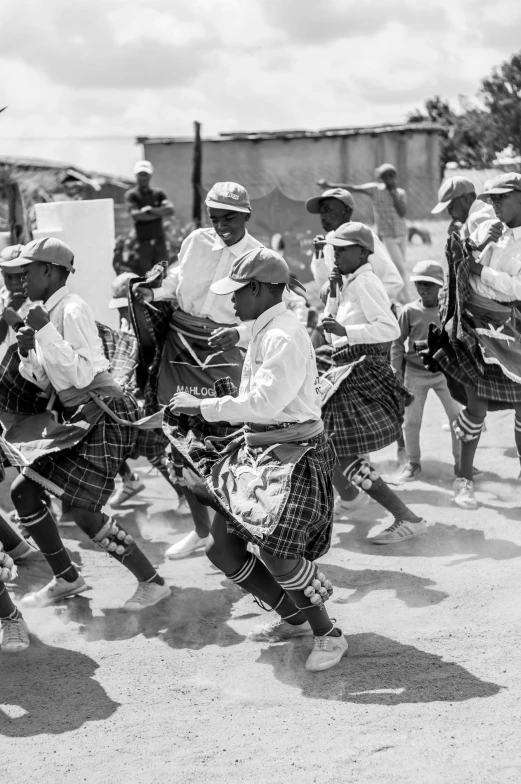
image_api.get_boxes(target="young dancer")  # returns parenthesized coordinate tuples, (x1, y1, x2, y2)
(320, 222, 426, 543)
(169, 247, 348, 672)
(0, 237, 170, 610)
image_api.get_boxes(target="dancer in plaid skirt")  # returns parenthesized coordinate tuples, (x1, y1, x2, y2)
(169, 247, 348, 672)
(320, 223, 426, 544)
(426, 173, 521, 509)
(0, 238, 170, 611)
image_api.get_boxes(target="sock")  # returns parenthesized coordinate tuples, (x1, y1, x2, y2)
(19, 507, 79, 583)
(365, 477, 421, 523)
(515, 415, 521, 468)
(0, 582, 19, 621)
(227, 554, 306, 624)
(275, 560, 334, 637)
(334, 467, 358, 502)
(0, 513, 23, 551)
(180, 488, 211, 539)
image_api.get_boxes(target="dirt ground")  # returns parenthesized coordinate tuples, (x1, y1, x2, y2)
(2, 227, 521, 784)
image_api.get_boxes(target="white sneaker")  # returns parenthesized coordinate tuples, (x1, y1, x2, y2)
(20, 575, 88, 608)
(305, 630, 348, 672)
(334, 490, 370, 519)
(166, 531, 208, 560)
(1, 616, 30, 653)
(109, 475, 145, 507)
(371, 518, 426, 545)
(175, 497, 191, 515)
(123, 580, 171, 612)
(7, 540, 38, 562)
(247, 616, 313, 642)
(454, 478, 478, 510)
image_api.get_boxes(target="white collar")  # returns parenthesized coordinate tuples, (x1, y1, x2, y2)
(44, 286, 69, 311)
(252, 302, 287, 339)
(211, 230, 251, 257)
(509, 225, 521, 241)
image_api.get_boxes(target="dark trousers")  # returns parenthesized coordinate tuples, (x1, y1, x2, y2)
(134, 239, 168, 276)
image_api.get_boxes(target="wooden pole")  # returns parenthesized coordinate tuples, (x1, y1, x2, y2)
(192, 121, 202, 227)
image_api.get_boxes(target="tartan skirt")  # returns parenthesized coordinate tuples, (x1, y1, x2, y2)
(23, 394, 140, 512)
(322, 344, 413, 458)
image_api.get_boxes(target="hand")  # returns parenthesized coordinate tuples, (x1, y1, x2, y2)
(328, 267, 343, 297)
(208, 327, 240, 350)
(26, 304, 50, 331)
(141, 205, 153, 213)
(468, 258, 483, 276)
(7, 292, 26, 311)
(169, 392, 202, 416)
(322, 316, 346, 337)
(312, 234, 326, 249)
(136, 285, 153, 303)
(16, 325, 35, 357)
(475, 220, 503, 251)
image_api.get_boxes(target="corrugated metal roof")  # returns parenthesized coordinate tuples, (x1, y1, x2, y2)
(0, 155, 132, 187)
(137, 122, 442, 145)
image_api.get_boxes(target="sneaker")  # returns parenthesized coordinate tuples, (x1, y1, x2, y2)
(305, 629, 348, 672)
(175, 497, 191, 516)
(454, 478, 478, 510)
(20, 575, 88, 609)
(247, 616, 313, 642)
(396, 462, 422, 482)
(165, 531, 208, 560)
(396, 446, 407, 465)
(6, 540, 38, 562)
(109, 475, 146, 507)
(123, 580, 171, 612)
(334, 490, 370, 519)
(371, 518, 427, 545)
(1, 616, 30, 653)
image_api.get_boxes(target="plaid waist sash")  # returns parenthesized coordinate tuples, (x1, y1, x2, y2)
(58, 371, 126, 408)
(245, 419, 324, 447)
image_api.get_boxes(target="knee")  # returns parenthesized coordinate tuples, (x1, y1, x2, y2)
(205, 536, 225, 568)
(71, 508, 103, 538)
(11, 475, 42, 514)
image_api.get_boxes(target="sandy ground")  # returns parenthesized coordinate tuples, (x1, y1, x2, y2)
(0, 394, 520, 784)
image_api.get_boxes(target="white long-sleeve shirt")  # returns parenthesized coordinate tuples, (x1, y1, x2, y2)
(19, 286, 108, 393)
(332, 264, 400, 348)
(200, 302, 321, 426)
(471, 225, 521, 302)
(310, 230, 404, 303)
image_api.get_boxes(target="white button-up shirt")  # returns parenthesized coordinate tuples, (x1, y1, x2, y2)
(311, 230, 404, 304)
(19, 286, 109, 393)
(200, 302, 321, 426)
(471, 225, 521, 302)
(333, 264, 400, 348)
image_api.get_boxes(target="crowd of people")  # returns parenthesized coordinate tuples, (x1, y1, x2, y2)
(0, 159, 520, 675)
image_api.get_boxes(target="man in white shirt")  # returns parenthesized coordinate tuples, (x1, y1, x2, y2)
(169, 247, 348, 673)
(319, 222, 426, 544)
(1, 238, 170, 611)
(427, 173, 521, 509)
(431, 175, 500, 245)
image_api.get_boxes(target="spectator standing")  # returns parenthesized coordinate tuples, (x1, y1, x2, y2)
(125, 161, 174, 276)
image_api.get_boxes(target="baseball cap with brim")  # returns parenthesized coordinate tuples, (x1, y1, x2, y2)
(326, 221, 374, 253)
(1, 237, 75, 273)
(305, 188, 355, 214)
(109, 272, 138, 309)
(134, 160, 153, 175)
(431, 176, 476, 214)
(410, 260, 444, 286)
(205, 182, 251, 214)
(211, 247, 305, 295)
(478, 172, 521, 198)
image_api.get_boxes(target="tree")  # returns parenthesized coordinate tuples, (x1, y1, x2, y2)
(481, 53, 521, 157)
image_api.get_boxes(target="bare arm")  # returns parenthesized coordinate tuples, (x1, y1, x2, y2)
(147, 201, 174, 218)
(388, 187, 407, 218)
(317, 178, 377, 194)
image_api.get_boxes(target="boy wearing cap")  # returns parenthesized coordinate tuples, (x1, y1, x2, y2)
(0, 237, 170, 610)
(169, 247, 348, 672)
(125, 161, 174, 276)
(319, 164, 409, 294)
(427, 172, 521, 508)
(391, 261, 461, 482)
(320, 222, 426, 543)
(431, 175, 498, 243)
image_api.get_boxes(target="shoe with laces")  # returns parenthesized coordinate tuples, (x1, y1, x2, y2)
(109, 475, 146, 507)
(123, 580, 171, 612)
(247, 616, 313, 642)
(166, 530, 208, 560)
(396, 462, 422, 482)
(334, 490, 370, 519)
(454, 478, 478, 510)
(1, 616, 30, 653)
(175, 497, 191, 516)
(20, 575, 88, 609)
(6, 540, 38, 562)
(371, 518, 426, 545)
(305, 629, 348, 672)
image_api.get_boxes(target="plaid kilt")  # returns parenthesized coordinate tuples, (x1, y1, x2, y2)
(24, 392, 140, 512)
(427, 233, 521, 410)
(322, 344, 413, 458)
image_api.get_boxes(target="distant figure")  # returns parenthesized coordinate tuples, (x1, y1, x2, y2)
(125, 161, 174, 276)
(319, 164, 408, 300)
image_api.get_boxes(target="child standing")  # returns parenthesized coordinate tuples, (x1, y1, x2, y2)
(391, 261, 462, 481)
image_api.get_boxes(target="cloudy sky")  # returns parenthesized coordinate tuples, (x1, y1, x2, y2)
(0, 0, 519, 175)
